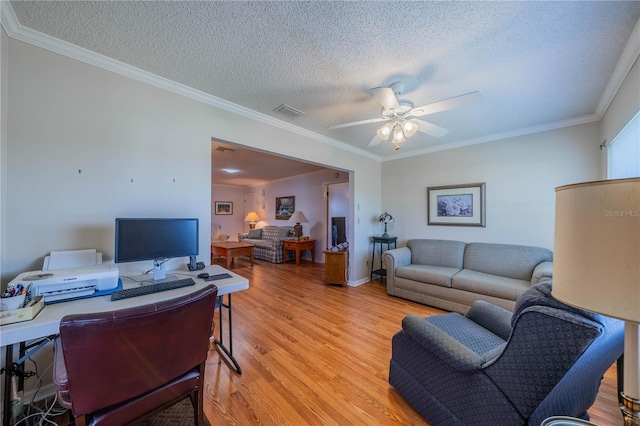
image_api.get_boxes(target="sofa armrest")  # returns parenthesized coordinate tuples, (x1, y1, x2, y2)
(465, 300, 513, 341)
(401, 314, 485, 372)
(531, 261, 553, 284)
(382, 247, 411, 294)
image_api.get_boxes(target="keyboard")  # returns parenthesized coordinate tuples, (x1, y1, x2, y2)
(110, 278, 196, 301)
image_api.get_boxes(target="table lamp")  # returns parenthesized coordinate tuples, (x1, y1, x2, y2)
(289, 211, 308, 240)
(244, 211, 260, 230)
(552, 178, 639, 425)
(378, 212, 394, 238)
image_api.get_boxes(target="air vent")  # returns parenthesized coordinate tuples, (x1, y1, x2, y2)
(274, 104, 306, 119)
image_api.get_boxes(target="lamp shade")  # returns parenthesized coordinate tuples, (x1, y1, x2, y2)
(552, 178, 640, 323)
(289, 211, 308, 223)
(392, 124, 406, 144)
(244, 212, 260, 222)
(376, 123, 393, 141)
(402, 120, 418, 137)
(378, 212, 394, 224)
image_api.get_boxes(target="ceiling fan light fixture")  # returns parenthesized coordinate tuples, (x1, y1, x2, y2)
(402, 120, 418, 137)
(376, 122, 393, 140)
(392, 124, 406, 144)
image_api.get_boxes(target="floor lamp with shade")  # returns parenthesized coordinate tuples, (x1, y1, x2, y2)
(552, 178, 639, 425)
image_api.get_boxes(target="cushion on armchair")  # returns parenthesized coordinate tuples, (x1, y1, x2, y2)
(247, 228, 262, 239)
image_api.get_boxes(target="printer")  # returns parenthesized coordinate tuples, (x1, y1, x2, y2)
(9, 249, 119, 303)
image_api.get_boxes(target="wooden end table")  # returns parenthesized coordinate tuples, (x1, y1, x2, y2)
(211, 241, 254, 269)
(283, 239, 316, 266)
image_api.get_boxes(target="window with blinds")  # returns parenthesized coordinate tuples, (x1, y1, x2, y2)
(608, 110, 640, 179)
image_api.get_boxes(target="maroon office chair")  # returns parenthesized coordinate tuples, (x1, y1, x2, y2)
(53, 285, 218, 426)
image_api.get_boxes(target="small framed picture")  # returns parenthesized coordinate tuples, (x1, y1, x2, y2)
(214, 201, 233, 215)
(275, 196, 295, 220)
(427, 183, 486, 227)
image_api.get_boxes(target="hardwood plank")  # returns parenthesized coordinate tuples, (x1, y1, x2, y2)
(204, 258, 623, 425)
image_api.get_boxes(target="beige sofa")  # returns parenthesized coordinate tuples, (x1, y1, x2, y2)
(382, 239, 553, 313)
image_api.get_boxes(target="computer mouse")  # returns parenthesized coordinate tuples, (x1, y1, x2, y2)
(197, 273, 209, 279)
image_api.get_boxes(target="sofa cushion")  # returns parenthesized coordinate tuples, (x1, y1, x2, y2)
(407, 239, 466, 268)
(277, 227, 292, 239)
(463, 243, 553, 281)
(261, 225, 293, 241)
(452, 269, 530, 301)
(247, 228, 262, 239)
(396, 265, 460, 288)
(252, 239, 278, 249)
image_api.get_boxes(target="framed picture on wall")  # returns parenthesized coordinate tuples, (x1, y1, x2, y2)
(214, 201, 233, 215)
(427, 183, 486, 226)
(275, 196, 295, 220)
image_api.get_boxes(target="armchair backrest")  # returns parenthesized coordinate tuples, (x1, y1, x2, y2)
(484, 282, 623, 421)
(57, 285, 218, 416)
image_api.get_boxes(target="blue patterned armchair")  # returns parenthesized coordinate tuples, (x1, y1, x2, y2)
(389, 281, 623, 425)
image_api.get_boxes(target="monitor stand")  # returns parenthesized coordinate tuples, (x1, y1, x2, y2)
(150, 259, 178, 284)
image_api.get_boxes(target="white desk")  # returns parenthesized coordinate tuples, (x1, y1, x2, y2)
(0, 264, 248, 424)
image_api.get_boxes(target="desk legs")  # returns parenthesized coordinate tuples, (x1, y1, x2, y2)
(213, 294, 242, 375)
(3, 345, 13, 426)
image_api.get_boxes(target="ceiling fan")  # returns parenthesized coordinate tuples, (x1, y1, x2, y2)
(329, 82, 483, 151)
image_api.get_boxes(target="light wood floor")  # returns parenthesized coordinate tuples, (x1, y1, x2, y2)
(205, 257, 622, 425)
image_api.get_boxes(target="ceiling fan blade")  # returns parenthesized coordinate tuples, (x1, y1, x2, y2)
(415, 119, 449, 138)
(370, 87, 400, 111)
(328, 117, 389, 130)
(409, 91, 484, 117)
(368, 135, 383, 147)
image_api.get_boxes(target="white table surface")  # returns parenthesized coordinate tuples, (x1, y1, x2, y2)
(0, 264, 249, 347)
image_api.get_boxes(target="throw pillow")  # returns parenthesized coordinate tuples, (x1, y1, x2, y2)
(278, 228, 292, 238)
(248, 229, 262, 239)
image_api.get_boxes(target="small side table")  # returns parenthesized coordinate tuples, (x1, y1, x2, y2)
(283, 239, 316, 266)
(370, 236, 397, 281)
(323, 249, 348, 286)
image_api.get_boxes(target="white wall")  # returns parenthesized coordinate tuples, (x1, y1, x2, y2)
(1, 28, 8, 281)
(210, 184, 245, 239)
(381, 122, 602, 250)
(244, 169, 349, 262)
(1, 35, 381, 286)
(601, 56, 640, 178)
(602, 56, 640, 146)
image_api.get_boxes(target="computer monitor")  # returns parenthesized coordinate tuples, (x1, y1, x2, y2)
(115, 218, 199, 282)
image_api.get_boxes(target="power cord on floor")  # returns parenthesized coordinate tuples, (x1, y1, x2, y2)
(13, 353, 68, 426)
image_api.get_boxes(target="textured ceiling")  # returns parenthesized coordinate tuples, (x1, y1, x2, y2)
(211, 140, 328, 187)
(5, 1, 640, 168)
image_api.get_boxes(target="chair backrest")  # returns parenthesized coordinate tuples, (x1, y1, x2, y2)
(484, 282, 623, 421)
(58, 285, 218, 416)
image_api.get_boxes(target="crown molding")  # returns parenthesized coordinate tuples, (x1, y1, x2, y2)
(0, 1, 381, 163)
(2, 2, 637, 162)
(385, 113, 601, 161)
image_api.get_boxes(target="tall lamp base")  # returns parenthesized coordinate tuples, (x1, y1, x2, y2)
(621, 321, 640, 425)
(293, 223, 303, 240)
(621, 393, 640, 425)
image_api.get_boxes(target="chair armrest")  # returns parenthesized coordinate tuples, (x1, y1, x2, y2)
(401, 314, 485, 372)
(465, 300, 513, 341)
(382, 247, 411, 294)
(531, 261, 553, 284)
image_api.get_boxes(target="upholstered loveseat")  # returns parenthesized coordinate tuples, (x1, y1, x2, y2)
(239, 225, 296, 264)
(382, 239, 553, 313)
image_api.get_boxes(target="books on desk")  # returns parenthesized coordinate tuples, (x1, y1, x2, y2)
(0, 296, 45, 326)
